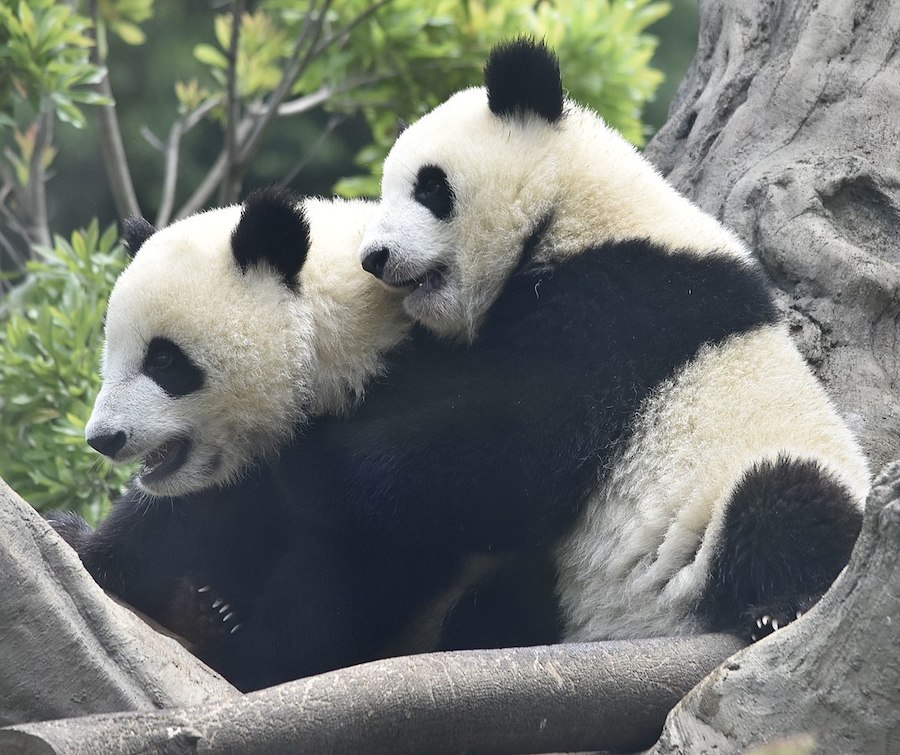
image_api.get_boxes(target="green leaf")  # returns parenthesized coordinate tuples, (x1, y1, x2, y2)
(194, 43, 228, 69)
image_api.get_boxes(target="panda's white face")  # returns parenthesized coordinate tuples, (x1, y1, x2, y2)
(360, 87, 561, 339)
(361, 41, 749, 340)
(87, 202, 313, 498)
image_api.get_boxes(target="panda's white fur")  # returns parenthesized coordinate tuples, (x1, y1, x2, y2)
(360, 40, 871, 641)
(557, 327, 869, 639)
(87, 196, 408, 498)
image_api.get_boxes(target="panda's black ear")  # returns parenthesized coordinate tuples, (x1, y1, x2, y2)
(484, 38, 563, 124)
(232, 186, 309, 289)
(120, 217, 157, 257)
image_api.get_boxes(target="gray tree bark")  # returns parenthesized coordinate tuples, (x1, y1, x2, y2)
(0, 478, 239, 728)
(644, 0, 900, 471)
(0, 634, 743, 755)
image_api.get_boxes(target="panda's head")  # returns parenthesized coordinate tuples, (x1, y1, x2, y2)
(86, 188, 316, 498)
(360, 39, 746, 340)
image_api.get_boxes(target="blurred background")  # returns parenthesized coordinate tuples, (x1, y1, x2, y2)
(0, 0, 697, 520)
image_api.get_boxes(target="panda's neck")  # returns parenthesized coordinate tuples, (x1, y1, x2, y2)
(531, 111, 749, 262)
(304, 276, 410, 418)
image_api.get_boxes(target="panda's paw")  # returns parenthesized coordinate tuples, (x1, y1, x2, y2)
(746, 596, 818, 642)
(196, 584, 242, 637)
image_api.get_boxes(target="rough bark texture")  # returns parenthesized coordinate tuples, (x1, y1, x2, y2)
(0, 477, 239, 727)
(0, 635, 744, 755)
(645, 0, 900, 471)
(650, 460, 900, 753)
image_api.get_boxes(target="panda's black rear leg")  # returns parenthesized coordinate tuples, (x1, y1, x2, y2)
(701, 455, 862, 641)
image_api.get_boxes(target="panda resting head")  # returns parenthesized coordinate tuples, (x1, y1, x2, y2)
(87, 190, 407, 498)
(360, 38, 747, 340)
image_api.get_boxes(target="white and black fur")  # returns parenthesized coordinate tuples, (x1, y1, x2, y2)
(342, 39, 871, 641)
(85, 191, 408, 497)
(55, 189, 560, 690)
(53, 190, 421, 690)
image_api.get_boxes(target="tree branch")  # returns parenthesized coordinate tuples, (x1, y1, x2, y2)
(87, 0, 141, 220)
(154, 97, 221, 227)
(21, 111, 53, 252)
(218, 0, 245, 206)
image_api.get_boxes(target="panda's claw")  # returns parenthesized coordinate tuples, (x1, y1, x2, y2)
(212, 598, 223, 608)
(223, 611, 235, 623)
(218, 603, 230, 614)
(198, 585, 212, 593)
(230, 624, 242, 634)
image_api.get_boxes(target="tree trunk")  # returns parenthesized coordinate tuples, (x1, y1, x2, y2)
(0, 477, 238, 728)
(644, 0, 900, 472)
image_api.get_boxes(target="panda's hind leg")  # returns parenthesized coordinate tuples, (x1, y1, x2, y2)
(700, 455, 862, 641)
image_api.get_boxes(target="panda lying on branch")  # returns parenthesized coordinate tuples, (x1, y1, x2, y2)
(55, 39, 869, 691)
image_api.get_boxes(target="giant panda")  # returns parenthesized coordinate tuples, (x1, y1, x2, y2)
(54, 188, 559, 690)
(286, 38, 871, 644)
(51, 189, 418, 690)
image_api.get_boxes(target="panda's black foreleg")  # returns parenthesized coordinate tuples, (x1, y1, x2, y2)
(700, 455, 862, 641)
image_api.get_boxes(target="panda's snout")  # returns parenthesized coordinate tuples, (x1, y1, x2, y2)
(361, 246, 390, 279)
(87, 429, 127, 459)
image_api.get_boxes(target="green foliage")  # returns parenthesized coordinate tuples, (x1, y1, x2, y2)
(0, 0, 108, 129)
(184, 0, 670, 197)
(0, 223, 131, 522)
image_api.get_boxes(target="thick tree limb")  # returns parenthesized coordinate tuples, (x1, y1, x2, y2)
(0, 478, 238, 728)
(0, 635, 743, 754)
(645, 0, 900, 471)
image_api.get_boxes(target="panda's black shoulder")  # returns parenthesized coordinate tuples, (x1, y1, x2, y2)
(494, 238, 779, 353)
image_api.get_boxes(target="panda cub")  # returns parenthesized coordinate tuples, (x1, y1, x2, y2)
(51, 190, 421, 690)
(306, 38, 870, 642)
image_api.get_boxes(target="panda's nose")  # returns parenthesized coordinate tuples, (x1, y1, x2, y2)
(361, 247, 390, 279)
(87, 430, 127, 459)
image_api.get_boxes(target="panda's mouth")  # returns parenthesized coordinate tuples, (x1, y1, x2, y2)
(140, 436, 191, 483)
(390, 264, 448, 295)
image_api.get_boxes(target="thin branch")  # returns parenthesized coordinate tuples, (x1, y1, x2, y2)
(174, 116, 255, 220)
(23, 110, 53, 253)
(139, 126, 165, 152)
(280, 112, 347, 186)
(174, 0, 330, 218)
(88, 0, 141, 220)
(219, 0, 245, 205)
(154, 97, 221, 227)
(235, 0, 334, 169)
(308, 0, 393, 60)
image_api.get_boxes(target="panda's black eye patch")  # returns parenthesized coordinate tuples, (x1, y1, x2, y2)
(413, 165, 454, 221)
(143, 337, 205, 397)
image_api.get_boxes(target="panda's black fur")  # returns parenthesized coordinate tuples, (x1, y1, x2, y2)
(280, 233, 861, 641)
(50, 189, 563, 691)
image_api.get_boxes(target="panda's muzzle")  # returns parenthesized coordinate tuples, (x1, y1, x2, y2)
(361, 247, 448, 294)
